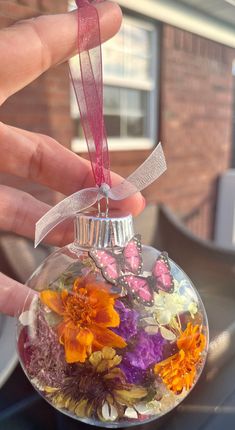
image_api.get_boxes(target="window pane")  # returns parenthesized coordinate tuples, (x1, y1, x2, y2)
(104, 86, 120, 113)
(125, 55, 150, 81)
(103, 48, 124, 79)
(125, 89, 147, 115)
(125, 116, 146, 138)
(104, 115, 121, 137)
(123, 23, 151, 57)
(104, 87, 121, 137)
(103, 87, 148, 138)
(103, 18, 153, 83)
(125, 89, 148, 137)
(73, 118, 84, 139)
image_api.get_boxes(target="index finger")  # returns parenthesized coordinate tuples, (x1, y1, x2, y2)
(0, 272, 35, 316)
(0, 1, 122, 104)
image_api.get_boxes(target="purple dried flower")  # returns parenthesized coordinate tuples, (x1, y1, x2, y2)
(113, 300, 139, 341)
(120, 360, 146, 384)
(26, 311, 70, 388)
(120, 330, 165, 383)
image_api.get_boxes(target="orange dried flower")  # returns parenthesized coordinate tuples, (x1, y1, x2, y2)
(154, 323, 206, 393)
(40, 277, 126, 364)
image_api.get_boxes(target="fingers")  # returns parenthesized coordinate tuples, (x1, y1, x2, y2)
(0, 185, 74, 246)
(0, 184, 49, 239)
(0, 183, 144, 246)
(0, 272, 35, 317)
(0, 123, 145, 217)
(0, 1, 122, 104)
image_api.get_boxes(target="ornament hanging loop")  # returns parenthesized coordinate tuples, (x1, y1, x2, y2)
(98, 183, 110, 217)
(97, 196, 109, 218)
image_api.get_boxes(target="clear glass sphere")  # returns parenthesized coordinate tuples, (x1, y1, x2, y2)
(17, 241, 208, 428)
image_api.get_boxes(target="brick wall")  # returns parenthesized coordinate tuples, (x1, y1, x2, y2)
(110, 25, 235, 238)
(159, 26, 234, 215)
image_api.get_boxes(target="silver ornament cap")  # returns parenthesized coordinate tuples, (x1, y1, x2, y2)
(75, 211, 134, 249)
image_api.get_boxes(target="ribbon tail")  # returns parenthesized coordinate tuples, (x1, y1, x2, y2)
(70, 2, 111, 187)
(35, 188, 98, 247)
(108, 143, 167, 201)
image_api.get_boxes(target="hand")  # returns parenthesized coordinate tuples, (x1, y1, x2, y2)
(0, 2, 145, 316)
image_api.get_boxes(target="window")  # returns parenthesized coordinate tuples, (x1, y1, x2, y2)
(70, 13, 159, 151)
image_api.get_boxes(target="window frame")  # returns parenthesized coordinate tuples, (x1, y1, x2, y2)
(71, 14, 160, 152)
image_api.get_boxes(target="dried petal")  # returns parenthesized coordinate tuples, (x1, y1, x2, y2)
(124, 407, 138, 419)
(102, 402, 118, 421)
(157, 310, 172, 325)
(142, 317, 156, 325)
(44, 311, 63, 327)
(74, 399, 89, 418)
(160, 326, 176, 341)
(96, 360, 110, 373)
(102, 347, 116, 360)
(110, 355, 122, 367)
(89, 350, 103, 367)
(19, 311, 32, 326)
(104, 368, 126, 381)
(188, 302, 198, 317)
(114, 387, 147, 406)
(135, 400, 161, 415)
(145, 326, 159, 335)
(113, 301, 139, 341)
(44, 386, 59, 394)
(135, 402, 152, 415)
(40, 290, 64, 315)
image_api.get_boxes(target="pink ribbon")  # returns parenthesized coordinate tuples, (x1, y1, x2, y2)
(71, 0, 111, 187)
(34, 2, 168, 247)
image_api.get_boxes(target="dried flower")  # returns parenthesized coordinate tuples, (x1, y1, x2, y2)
(26, 311, 70, 388)
(121, 330, 165, 384)
(154, 323, 206, 393)
(50, 347, 147, 421)
(150, 291, 198, 326)
(113, 300, 139, 341)
(40, 276, 126, 363)
(134, 384, 185, 417)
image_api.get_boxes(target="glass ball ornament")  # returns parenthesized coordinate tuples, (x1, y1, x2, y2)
(17, 212, 208, 427)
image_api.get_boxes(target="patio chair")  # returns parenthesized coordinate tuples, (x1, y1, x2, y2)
(154, 204, 235, 296)
(151, 204, 235, 430)
(0, 233, 51, 284)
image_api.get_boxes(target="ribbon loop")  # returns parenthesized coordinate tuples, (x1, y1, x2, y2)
(35, 143, 166, 247)
(71, 0, 111, 187)
(34, 5, 168, 248)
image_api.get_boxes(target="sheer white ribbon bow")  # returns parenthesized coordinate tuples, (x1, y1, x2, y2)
(35, 143, 166, 247)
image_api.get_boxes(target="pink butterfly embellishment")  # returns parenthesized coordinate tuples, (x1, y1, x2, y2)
(89, 235, 174, 307)
(89, 235, 142, 285)
(119, 275, 154, 306)
(88, 249, 122, 285)
(120, 252, 174, 306)
(152, 251, 174, 293)
(123, 235, 142, 274)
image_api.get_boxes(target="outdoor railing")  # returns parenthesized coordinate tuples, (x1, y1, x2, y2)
(181, 194, 217, 241)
